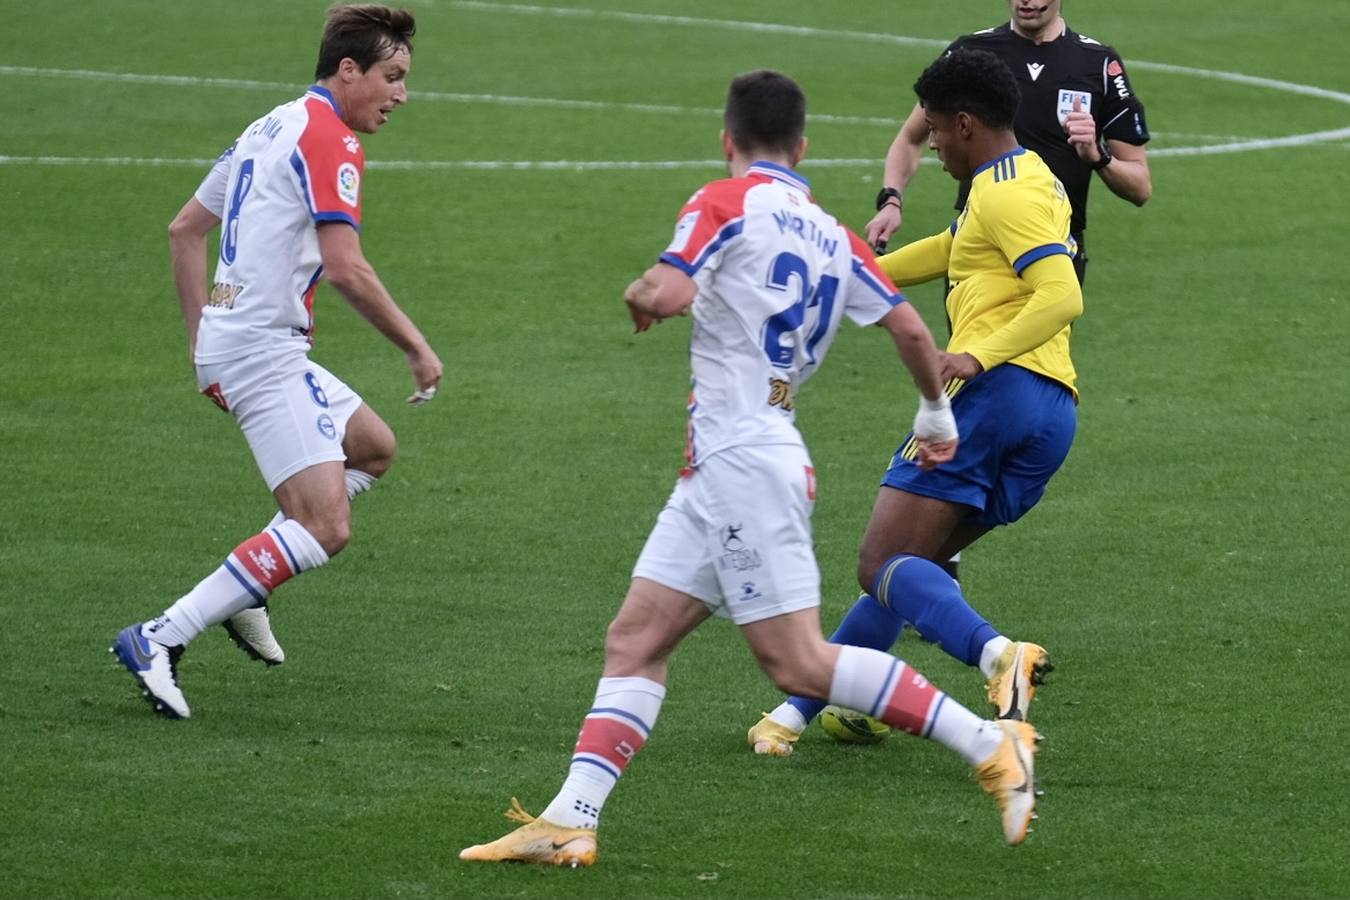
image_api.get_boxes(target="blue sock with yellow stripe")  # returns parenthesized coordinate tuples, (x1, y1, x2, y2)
(786, 592, 906, 724)
(872, 553, 997, 667)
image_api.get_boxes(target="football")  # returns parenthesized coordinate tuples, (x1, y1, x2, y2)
(819, 705, 891, 744)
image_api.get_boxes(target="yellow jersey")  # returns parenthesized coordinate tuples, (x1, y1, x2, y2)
(880, 146, 1082, 398)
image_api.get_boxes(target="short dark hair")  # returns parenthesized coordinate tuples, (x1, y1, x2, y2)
(724, 70, 806, 157)
(914, 48, 1020, 129)
(315, 4, 416, 80)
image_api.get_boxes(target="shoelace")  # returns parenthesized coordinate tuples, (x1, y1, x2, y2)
(504, 797, 537, 825)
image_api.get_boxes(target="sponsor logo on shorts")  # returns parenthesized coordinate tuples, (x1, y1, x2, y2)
(719, 523, 763, 573)
(317, 414, 337, 440)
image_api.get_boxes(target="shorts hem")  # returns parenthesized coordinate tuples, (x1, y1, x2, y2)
(264, 451, 348, 492)
(878, 477, 984, 511)
(630, 568, 717, 606)
(725, 594, 820, 626)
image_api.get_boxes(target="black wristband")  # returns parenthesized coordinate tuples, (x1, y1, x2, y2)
(875, 186, 903, 210)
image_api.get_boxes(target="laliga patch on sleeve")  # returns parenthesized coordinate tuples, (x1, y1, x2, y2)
(1056, 89, 1092, 124)
(337, 162, 360, 207)
(1107, 59, 1124, 77)
(665, 211, 700, 254)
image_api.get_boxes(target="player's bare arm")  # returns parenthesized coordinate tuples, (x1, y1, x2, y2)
(865, 103, 930, 249)
(623, 262, 696, 333)
(876, 303, 958, 470)
(167, 197, 221, 360)
(1063, 97, 1152, 206)
(316, 221, 443, 398)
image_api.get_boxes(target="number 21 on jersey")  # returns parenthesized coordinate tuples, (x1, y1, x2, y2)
(761, 251, 838, 368)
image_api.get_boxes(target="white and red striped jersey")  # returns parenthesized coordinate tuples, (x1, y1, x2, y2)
(658, 161, 903, 465)
(192, 85, 364, 363)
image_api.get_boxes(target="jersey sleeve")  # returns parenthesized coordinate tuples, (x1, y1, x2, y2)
(842, 230, 905, 326)
(193, 142, 236, 218)
(981, 185, 1071, 277)
(1097, 48, 1151, 145)
(657, 181, 746, 279)
(289, 113, 364, 230)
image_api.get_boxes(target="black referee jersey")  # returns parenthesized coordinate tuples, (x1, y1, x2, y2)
(947, 22, 1150, 239)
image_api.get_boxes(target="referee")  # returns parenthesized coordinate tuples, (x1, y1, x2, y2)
(866, 0, 1153, 285)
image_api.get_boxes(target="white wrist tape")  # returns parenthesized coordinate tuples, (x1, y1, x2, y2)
(913, 393, 958, 443)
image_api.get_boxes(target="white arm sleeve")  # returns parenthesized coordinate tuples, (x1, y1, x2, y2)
(193, 144, 235, 218)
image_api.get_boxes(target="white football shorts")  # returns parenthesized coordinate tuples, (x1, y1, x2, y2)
(196, 348, 363, 491)
(632, 443, 821, 626)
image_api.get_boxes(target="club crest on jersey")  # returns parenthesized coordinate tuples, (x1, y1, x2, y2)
(1056, 89, 1092, 124)
(337, 162, 360, 207)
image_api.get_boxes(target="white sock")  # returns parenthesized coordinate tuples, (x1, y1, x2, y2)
(345, 468, 377, 500)
(145, 519, 328, 647)
(540, 676, 666, 829)
(928, 704, 1005, 765)
(979, 636, 1012, 677)
(828, 645, 998, 764)
(768, 701, 808, 733)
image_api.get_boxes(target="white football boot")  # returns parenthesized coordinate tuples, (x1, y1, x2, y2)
(223, 603, 286, 665)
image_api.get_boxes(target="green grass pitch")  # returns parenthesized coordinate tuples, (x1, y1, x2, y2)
(2, 1, 1348, 898)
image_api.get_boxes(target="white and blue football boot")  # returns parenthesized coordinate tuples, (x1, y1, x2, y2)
(110, 624, 190, 719)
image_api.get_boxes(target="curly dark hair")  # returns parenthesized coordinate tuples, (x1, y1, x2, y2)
(913, 47, 1021, 129)
(724, 70, 806, 157)
(315, 4, 416, 79)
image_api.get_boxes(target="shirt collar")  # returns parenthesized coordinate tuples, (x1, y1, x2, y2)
(747, 160, 811, 192)
(306, 84, 342, 118)
(971, 146, 1027, 178)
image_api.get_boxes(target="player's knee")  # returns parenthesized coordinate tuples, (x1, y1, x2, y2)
(360, 445, 394, 480)
(302, 513, 351, 557)
(856, 553, 883, 597)
(603, 616, 664, 673)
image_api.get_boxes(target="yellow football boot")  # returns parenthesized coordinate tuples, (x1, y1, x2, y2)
(974, 720, 1043, 846)
(747, 713, 802, 757)
(985, 641, 1053, 720)
(459, 798, 597, 867)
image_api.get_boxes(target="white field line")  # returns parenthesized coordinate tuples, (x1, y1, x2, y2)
(1148, 126, 1350, 157)
(4, 63, 1343, 161)
(0, 154, 879, 170)
(0, 65, 898, 128)
(4, 4, 1349, 166)
(445, 0, 948, 49)
(7, 126, 1350, 174)
(445, 2, 1350, 107)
